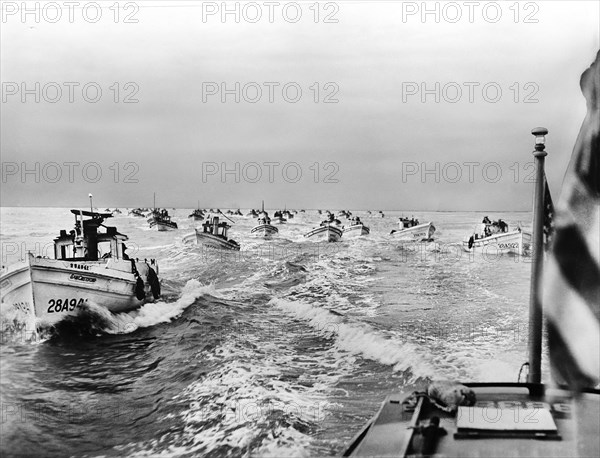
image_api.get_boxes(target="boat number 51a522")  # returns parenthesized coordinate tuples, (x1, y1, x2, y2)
(47, 298, 88, 313)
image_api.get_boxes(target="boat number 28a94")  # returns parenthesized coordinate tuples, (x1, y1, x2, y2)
(47, 298, 88, 313)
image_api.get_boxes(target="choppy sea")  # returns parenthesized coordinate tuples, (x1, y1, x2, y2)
(0, 208, 547, 457)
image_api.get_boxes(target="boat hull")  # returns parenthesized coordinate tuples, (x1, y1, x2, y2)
(149, 219, 178, 231)
(0, 254, 156, 326)
(390, 222, 435, 241)
(250, 224, 279, 238)
(183, 230, 241, 250)
(304, 225, 343, 242)
(343, 224, 370, 237)
(462, 230, 531, 255)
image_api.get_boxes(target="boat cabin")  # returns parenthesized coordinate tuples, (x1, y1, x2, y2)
(472, 220, 511, 239)
(53, 210, 129, 261)
(399, 217, 420, 228)
(202, 216, 231, 239)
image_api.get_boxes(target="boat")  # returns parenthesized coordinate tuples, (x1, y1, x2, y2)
(390, 217, 436, 241)
(183, 215, 240, 250)
(149, 209, 178, 231)
(246, 209, 258, 218)
(273, 210, 287, 224)
(343, 217, 370, 237)
(251, 215, 279, 238)
(189, 202, 204, 221)
(129, 208, 145, 218)
(250, 202, 279, 238)
(251, 221, 279, 238)
(147, 194, 178, 231)
(0, 209, 161, 326)
(462, 219, 531, 255)
(305, 216, 343, 242)
(343, 380, 600, 457)
(188, 209, 204, 221)
(342, 53, 600, 458)
(112, 208, 122, 215)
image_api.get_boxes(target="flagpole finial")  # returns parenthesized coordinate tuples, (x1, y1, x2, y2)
(532, 127, 548, 152)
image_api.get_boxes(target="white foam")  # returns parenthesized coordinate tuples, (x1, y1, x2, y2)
(102, 280, 218, 334)
(271, 298, 436, 379)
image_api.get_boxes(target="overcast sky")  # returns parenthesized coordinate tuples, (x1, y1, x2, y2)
(1, 0, 599, 210)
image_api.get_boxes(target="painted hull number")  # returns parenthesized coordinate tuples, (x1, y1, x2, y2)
(47, 298, 88, 313)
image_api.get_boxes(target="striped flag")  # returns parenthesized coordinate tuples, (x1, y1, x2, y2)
(543, 172, 555, 249)
(542, 51, 600, 391)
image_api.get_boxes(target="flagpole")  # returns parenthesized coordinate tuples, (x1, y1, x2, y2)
(528, 127, 548, 384)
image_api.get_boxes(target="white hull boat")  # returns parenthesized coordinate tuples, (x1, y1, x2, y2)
(463, 229, 532, 255)
(304, 225, 343, 242)
(391, 222, 435, 241)
(250, 223, 279, 238)
(0, 210, 160, 326)
(343, 224, 370, 237)
(183, 216, 240, 250)
(1, 254, 158, 326)
(149, 219, 178, 231)
(182, 230, 240, 250)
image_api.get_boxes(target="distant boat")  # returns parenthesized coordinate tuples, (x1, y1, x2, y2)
(246, 209, 258, 218)
(149, 211, 178, 231)
(0, 209, 161, 326)
(188, 209, 204, 221)
(463, 218, 531, 255)
(390, 218, 435, 241)
(189, 202, 204, 221)
(251, 202, 279, 238)
(148, 193, 178, 231)
(129, 208, 145, 218)
(343, 220, 370, 237)
(305, 217, 343, 242)
(183, 215, 240, 250)
(273, 210, 287, 224)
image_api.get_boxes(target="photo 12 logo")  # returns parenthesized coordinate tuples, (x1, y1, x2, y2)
(201, 82, 339, 104)
(1, 162, 140, 184)
(401, 161, 537, 184)
(202, 161, 340, 183)
(1, 2, 140, 24)
(401, 82, 539, 104)
(200, 1, 340, 24)
(2, 82, 139, 103)
(400, 1, 540, 24)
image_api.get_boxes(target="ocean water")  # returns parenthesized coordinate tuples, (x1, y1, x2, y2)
(0, 208, 546, 457)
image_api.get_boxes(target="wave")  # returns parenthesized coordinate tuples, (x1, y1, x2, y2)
(270, 298, 436, 381)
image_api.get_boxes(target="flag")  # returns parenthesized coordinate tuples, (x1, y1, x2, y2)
(542, 51, 600, 391)
(543, 172, 555, 249)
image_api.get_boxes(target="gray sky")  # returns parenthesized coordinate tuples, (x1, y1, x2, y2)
(1, 0, 599, 210)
